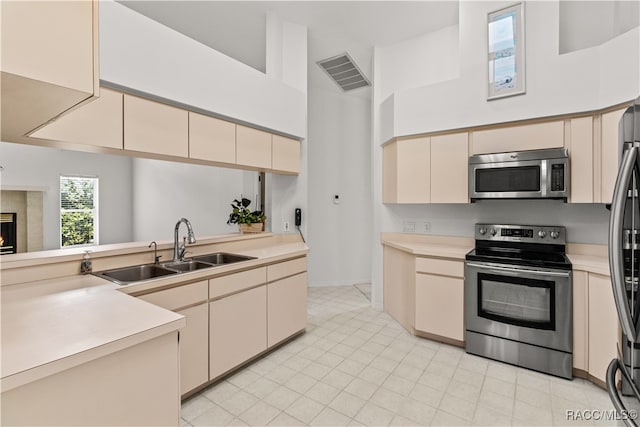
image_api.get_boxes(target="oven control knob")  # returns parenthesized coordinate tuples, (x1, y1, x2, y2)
(538, 230, 547, 238)
(479, 227, 487, 235)
(550, 231, 560, 239)
(490, 228, 497, 236)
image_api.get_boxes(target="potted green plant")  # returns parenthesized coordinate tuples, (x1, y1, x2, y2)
(227, 197, 266, 234)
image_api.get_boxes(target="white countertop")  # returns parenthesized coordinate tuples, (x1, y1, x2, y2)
(1, 241, 308, 392)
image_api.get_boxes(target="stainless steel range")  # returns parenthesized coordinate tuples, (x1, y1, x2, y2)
(465, 223, 573, 379)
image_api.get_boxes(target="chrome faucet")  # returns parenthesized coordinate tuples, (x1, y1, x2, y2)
(173, 218, 196, 262)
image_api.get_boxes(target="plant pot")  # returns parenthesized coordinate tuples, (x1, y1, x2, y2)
(239, 222, 264, 234)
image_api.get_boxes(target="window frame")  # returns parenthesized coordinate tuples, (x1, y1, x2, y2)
(59, 175, 99, 248)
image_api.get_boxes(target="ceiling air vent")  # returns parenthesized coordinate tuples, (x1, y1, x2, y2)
(317, 53, 370, 92)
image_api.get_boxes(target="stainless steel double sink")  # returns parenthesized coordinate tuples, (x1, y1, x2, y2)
(94, 252, 256, 286)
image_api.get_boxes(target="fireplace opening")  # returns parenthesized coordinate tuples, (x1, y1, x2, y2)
(1, 213, 17, 255)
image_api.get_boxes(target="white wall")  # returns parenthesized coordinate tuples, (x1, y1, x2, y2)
(380, 1, 640, 140)
(130, 158, 249, 242)
(306, 87, 372, 287)
(100, 1, 309, 254)
(100, 0, 306, 138)
(370, 1, 640, 309)
(0, 142, 133, 250)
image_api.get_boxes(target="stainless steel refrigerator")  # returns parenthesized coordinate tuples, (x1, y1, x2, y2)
(608, 95, 640, 425)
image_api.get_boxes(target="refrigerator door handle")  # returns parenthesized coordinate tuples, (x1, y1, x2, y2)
(610, 146, 638, 342)
(607, 358, 640, 427)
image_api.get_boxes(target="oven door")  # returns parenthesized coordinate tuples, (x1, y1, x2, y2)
(465, 261, 572, 353)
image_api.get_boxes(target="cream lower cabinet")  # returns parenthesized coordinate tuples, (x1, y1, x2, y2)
(137, 280, 209, 396)
(587, 273, 619, 384)
(414, 258, 465, 343)
(1, 333, 180, 427)
(383, 245, 465, 345)
(572, 270, 620, 384)
(266, 258, 308, 347)
(210, 286, 267, 380)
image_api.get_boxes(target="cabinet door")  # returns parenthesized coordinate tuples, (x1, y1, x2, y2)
(430, 133, 468, 203)
(272, 135, 300, 174)
(210, 286, 267, 380)
(601, 107, 628, 204)
(383, 138, 430, 203)
(31, 88, 123, 150)
(415, 273, 464, 342)
(236, 125, 272, 169)
(189, 112, 236, 164)
(470, 121, 564, 155)
(588, 273, 619, 383)
(1, 1, 95, 94)
(573, 271, 589, 372)
(178, 304, 209, 395)
(124, 94, 188, 158)
(267, 272, 307, 347)
(1, 1, 98, 142)
(567, 117, 594, 203)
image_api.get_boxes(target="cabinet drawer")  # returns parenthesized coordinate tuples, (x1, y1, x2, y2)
(209, 267, 266, 299)
(267, 257, 307, 282)
(138, 280, 208, 311)
(415, 257, 463, 278)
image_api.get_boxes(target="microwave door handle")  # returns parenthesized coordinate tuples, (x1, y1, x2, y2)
(609, 146, 638, 342)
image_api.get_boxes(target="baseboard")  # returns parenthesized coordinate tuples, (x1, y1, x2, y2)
(308, 279, 371, 287)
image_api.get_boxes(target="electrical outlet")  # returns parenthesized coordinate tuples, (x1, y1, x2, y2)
(423, 222, 431, 233)
(283, 221, 290, 232)
(402, 220, 416, 233)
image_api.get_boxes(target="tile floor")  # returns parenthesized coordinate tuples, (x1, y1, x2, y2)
(181, 285, 623, 426)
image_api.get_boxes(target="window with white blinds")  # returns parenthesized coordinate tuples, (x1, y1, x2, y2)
(60, 176, 99, 248)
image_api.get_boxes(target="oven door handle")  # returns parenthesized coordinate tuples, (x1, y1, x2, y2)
(465, 262, 572, 278)
(609, 146, 638, 342)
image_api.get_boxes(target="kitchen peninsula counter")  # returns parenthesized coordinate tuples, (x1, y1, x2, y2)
(1, 235, 308, 396)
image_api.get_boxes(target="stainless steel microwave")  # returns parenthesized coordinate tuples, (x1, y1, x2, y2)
(469, 148, 569, 201)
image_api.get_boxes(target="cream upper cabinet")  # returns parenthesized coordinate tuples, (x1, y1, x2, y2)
(470, 121, 565, 155)
(566, 117, 594, 203)
(1, 1, 96, 94)
(236, 125, 272, 170)
(600, 107, 628, 204)
(430, 133, 469, 203)
(1, 0, 99, 142)
(383, 137, 430, 203)
(123, 94, 188, 158)
(272, 135, 301, 174)
(31, 88, 123, 150)
(209, 286, 267, 380)
(189, 113, 236, 164)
